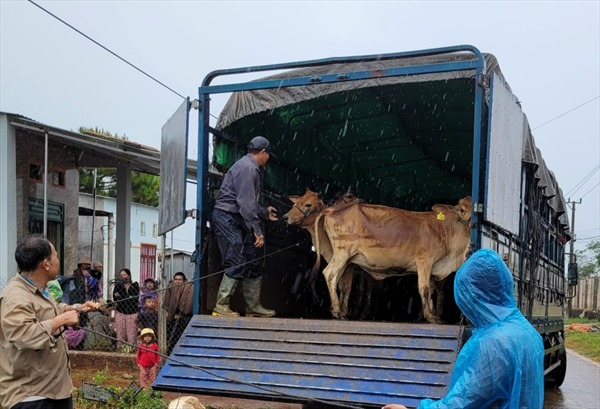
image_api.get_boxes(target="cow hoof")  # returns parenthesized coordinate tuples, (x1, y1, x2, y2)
(331, 311, 347, 320)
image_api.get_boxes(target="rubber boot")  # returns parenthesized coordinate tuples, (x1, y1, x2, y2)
(243, 277, 276, 317)
(212, 275, 240, 317)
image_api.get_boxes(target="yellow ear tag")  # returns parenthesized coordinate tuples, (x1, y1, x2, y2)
(437, 212, 445, 221)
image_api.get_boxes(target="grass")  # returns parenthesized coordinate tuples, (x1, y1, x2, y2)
(564, 318, 600, 363)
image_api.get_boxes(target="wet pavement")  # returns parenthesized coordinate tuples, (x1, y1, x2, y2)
(544, 350, 600, 408)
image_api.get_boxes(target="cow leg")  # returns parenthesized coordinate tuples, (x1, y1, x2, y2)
(416, 258, 441, 323)
(322, 255, 350, 319)
(338, 267, 353, 320)
(358, 274, 374, 320)
(433, 279, 445, 320)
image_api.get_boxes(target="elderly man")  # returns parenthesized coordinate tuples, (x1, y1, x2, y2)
(0, 234, 99, 409)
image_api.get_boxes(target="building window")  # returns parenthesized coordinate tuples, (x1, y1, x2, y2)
(140, 244, 157, 283)
(152, 223, 158, 238)
(52, 170, 66, 188)
(140, 221, 146, 236)
(29, 163, 43, 182)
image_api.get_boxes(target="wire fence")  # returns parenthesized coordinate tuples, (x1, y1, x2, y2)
(49, 276, 191, 355)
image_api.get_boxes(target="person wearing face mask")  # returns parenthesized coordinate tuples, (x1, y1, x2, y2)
(69, 255, 92, 305)
(112, 268, 139, 351)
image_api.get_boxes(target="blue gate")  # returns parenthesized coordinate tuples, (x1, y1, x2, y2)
(154, 316, 463, 408)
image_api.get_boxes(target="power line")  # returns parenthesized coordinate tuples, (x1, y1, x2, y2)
(27, 0, 185, 100)
(580, 182, 600, 200)
(566, 164, 600, 197)
(532, 96, 600, 130)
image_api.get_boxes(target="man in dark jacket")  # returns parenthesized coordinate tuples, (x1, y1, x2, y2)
(162, 272, 193, 354)
(211, 136, 279, 317)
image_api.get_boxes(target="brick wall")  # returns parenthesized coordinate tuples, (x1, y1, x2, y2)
(69, 350, 137, 371)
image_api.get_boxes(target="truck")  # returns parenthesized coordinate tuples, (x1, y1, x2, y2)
(154, 45, 577, 408)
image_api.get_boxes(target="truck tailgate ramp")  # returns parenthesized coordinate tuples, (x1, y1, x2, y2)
(154, 316, 462, 408)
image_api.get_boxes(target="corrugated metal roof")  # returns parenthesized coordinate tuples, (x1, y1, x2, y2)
(3, 112, 199, 180)
(154, 315, 463, 408)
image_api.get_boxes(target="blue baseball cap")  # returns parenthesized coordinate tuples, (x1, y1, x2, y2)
(248, 136, 277, 159)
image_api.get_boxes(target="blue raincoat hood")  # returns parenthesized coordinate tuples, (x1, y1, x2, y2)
(454, 248, 517, 328)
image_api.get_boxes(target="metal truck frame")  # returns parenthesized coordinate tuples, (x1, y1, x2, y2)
(155, 45, 575, 407)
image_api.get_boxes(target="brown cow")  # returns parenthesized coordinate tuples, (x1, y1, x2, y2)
(284, 190, 367, 318)
(284, 189, 471, 323)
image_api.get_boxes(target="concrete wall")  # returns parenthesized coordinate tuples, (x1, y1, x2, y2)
(573, 277, 600, 311)
(15, 132, 80, 274)
(79, 194, 162, 285)
(0, 114, 17, 288)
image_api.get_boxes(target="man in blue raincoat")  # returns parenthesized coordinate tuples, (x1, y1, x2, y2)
(383, 249, 544, 409)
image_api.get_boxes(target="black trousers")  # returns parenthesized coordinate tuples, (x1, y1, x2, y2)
(166, 316, 192, 355)
(211, 208, 260, 280)
(13, 397, 73, 409)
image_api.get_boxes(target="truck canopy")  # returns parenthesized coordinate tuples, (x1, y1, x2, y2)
(213, 51, 569, 236)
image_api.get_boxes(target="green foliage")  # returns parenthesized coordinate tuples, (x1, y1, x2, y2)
(75, 367, 166, 409)
(131, 171, 160, 207)
(78, 126, 160, 207)
(565, 330, 600, 362)
(566, 318, 597, 325)
(565, 318, 600, 363)
(74, 388, 167, 409)
(92, 366, 110, 385)
(575, 240, 600, 278)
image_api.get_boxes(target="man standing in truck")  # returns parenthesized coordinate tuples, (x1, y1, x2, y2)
(211, 136, 279, 318)
(383, 249, 544, 409)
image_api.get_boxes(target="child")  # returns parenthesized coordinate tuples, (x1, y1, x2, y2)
(139, 277, 159, 312)
(136, 328, 160, 389)
(136, 296, 159, 335)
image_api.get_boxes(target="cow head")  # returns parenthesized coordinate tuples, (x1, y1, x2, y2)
(283, 189, 326, 225)
(431, 196, 472, 227)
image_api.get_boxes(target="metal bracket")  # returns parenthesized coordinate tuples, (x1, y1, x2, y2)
(566, 285, 577, 299)
(186, 209, 199, 219)
(191, 99, 201, 110)
(477, 73, 486, 88)
(473, 202, 484, 213)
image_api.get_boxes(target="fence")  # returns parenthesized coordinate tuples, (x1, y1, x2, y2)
(572, 277, 600, 312)
(0, 273, 192, 355)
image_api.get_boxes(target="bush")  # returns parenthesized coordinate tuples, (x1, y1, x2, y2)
(74, 368, 166, 408)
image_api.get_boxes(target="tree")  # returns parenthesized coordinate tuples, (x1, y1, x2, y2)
(78, 127, 160, 207)
(575, 240, 600, 278)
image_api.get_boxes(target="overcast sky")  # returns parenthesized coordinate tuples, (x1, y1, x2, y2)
(1, 0, 598, 253)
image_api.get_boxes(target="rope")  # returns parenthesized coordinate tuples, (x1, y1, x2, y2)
(105, 241, 306, 309)
(76, 325, 366, 409)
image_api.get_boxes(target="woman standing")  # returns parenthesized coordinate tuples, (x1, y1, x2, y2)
(112, 268, 140, 351)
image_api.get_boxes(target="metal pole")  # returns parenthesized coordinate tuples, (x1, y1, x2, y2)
(107, 214, 114, 281)
(43, 131, 48, 237)
(90, 169, 97, 262)
(159, 234, 167, 355)
(567, 198, 581, 317)
(170, 231, 174, 278)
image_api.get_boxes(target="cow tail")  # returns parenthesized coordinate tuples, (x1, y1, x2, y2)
(306, 211, 324, 303)
(311, 211, 325, 278)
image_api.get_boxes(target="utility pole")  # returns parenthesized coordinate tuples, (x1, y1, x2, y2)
(567, 198, 582, 317)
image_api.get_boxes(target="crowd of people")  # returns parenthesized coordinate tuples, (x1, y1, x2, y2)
(17, 245, 190, 356)
(0, 137, 546, 408)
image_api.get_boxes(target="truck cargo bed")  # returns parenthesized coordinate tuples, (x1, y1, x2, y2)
(154, 316, 463, 408)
